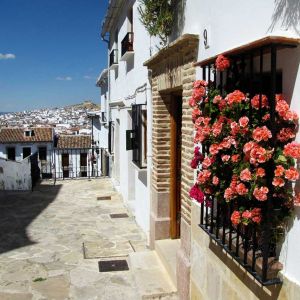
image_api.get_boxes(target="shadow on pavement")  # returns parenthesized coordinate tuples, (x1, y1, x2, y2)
(0, 183, 62, 254)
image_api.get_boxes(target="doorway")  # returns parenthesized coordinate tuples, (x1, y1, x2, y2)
(62, 153, 69, 178)
(170, 94, 182, 239)
(23, 147, 31, 159)
(80, 153, 87, 177)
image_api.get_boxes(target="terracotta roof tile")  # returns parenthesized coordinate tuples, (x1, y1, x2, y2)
(57, 135, 91, 149)
(0, 127, 53, 143)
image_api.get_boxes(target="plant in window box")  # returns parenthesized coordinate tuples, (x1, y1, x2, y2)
(189, 55, 300, 235)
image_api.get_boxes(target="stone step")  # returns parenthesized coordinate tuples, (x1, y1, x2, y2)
(128, 251, 178, 299)
(155, 239, 180, 287)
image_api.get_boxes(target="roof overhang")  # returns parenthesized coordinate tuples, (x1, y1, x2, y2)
(194, 35, 300, 67)
(101, 0, 127, 37)
(143, 34, 199, 68)
(109, 100, 125, 108)
(96, 69, 108, 87)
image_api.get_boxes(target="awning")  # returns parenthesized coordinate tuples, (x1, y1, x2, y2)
(194, 36, 300, 67)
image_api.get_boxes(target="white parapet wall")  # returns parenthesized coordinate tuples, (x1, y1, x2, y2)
(0, 157, 32, 190)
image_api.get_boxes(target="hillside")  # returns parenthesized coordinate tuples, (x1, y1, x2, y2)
(65, 100, 100, 111)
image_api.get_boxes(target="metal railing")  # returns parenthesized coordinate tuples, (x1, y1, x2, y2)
(198, 43, 298, 285)
(121, 32, 134, 57)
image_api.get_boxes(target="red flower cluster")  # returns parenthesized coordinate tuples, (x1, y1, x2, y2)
(215, 55, 230, 71)
(190, 146, 204, 169)
(190, 54, 300, 228)
(231, 208, 262, 226)
(251, 94, 269, 110)
(189, 184, 205, 203)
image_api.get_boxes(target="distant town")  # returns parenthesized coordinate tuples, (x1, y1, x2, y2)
(0, 100, 100, 135)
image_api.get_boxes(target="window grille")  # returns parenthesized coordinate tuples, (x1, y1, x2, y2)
(198, 41, 298, 286)
(127, 104, 147, 169)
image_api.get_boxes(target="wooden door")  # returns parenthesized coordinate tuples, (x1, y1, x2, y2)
(62, 153, 69, 178)
(170, 95, 182, 239)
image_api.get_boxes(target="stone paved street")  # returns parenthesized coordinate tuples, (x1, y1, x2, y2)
(0, 179, 148, 299)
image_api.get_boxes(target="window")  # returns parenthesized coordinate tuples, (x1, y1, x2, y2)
(7, 147, 15, 161)
(24, 130, 35, 137)
(127, 104, 147, 168)
(23, 147, 31, 159)
(108, 121, 114, 154)
(197, 40, 298, 285)
(38, 147, 47, 161)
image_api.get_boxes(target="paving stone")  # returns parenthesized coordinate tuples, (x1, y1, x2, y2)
(0, 179, 148, 299)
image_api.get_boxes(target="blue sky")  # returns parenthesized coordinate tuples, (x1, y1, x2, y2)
(0, 0, 109, 112)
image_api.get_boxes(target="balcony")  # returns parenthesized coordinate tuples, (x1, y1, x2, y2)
(120, 32, 134, 61)
(109, 49, 118, 69)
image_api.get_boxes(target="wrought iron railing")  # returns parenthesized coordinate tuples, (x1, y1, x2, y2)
(198, 42, 297, 285)
(109, 49, 118, 66)
(121, 32, 134, 57)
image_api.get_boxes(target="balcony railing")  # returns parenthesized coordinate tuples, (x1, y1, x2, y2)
(109, 49, 118, 67)
(121, 32, 134, 58)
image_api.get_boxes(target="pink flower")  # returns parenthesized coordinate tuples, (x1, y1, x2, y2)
(252, 126, 272, 142)
(253, 186, 269, 201)
(256, 168, 265, 178)
(212, 122, 223, 137)
(230, 122, 240, 136)
(192, 86, 206, 101)
(231, 211, 241, 225)
(189, 97, 197, 108)
(212, 176, 219, 185)
(251, 208, 262, 223)
(189, 184, 205, 203)
(192, 108, 202, 121)
(239, 116, 249, 128)
(236, 183, 248, 195)
(224, 187, 235, 201)
(283, 142, 300, 159)
(231, 154, 240, 163)
(197, 170, 211, 184)
(215, 55, 230, 71)
(209, 144, 219, 155)
(243, 141, 256, 155)
(272, 177, 285, 187)
(226, 90, 246, 106)
(240, 168, 252, 181)
(251, 94, 269, 110)
(242, 210, 252, 219)
(221, 155, 230, 162)
(275, 165, 285, 177)
(277, 128, 296, 142)
(213, 95, 222, 104)
(285, 167, 299, 181)
(202, 157, 212, 169)
(193, 80, 208, 88)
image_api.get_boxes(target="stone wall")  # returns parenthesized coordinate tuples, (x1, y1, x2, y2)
(144, 34, 199, 299)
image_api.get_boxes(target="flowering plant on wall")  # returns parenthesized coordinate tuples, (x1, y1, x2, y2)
(189, 56, 300, 228)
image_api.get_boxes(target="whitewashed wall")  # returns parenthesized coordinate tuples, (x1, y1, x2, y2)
(0, 157, 32, 190)
(105, 0, 156, 234)
(177, 0, 300, 286)
(0, 142, 53, 162)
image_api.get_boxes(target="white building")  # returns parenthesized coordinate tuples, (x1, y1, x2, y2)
(99, 0, 157, 235)
(0, 127, 54, 178)
(54, 135, 100, 179)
